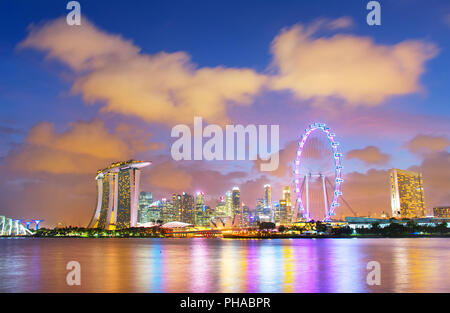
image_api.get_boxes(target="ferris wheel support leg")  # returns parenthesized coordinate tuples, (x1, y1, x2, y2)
(305, 174, 309, 220)
(322, 175, 329, 220)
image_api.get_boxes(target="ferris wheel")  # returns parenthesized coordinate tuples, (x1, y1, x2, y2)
(294, 122, 343, 222)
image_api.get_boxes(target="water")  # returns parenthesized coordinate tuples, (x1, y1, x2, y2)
(0, 237, 449, 292)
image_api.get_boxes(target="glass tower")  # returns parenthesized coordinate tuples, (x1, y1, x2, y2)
(390, 168, 426, 219)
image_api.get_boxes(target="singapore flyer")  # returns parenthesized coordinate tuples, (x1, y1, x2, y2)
(294, 122, 343, 222)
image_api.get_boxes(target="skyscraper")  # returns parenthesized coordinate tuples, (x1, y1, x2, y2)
(282, 186, 292, 207)
(225, 191, 233, 216)
(255, 198, 265, 218)
(390, 169, 426, 219)
(215, 196, 227, 216)
(160, 198, 174, 223)
(264, 184, 272, 217)
(181, 192, 195, 224)
(195, 192, 210, 226)
(242, 205, 250, 226)
(232, 187, 241, 217)
(282, 186, 292, 224)
(138, 192, 153, 223)
(88, 160, 151, 230)
(172, 194, 182, 221)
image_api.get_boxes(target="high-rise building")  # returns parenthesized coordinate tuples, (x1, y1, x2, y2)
(282, 186, 292, 224)
(264, 184, 272, 216)
(433, 207, 450, 218)
(160, 198, 174, 223)
(181, 192, 195, 224)
(282, 186, 292, 207)
(225, 191, 233, 216)
(242, 205, 250, 226)
(195, 192, 210, 226)
(390, 169, 426, 219)
(278, 200, 290, 225)
(232, 187, 241, 217)
(273, 202, 281, 224)
(172, 194, 182, 221)
(255, 198, 265, 218)
(215, 196, 227, 216)
(148, 201, 162, 222)
(88, 160, 151, 230)
(138, 192, 153, 223)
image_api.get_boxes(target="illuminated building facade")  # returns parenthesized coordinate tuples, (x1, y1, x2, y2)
(215, 196, 227, 216)
(282, 186, 292, 224)
(264, 184, 272, 216)
(255, 198, 265, 218)
(433, 207, 450, 218)
(160, 198, 174, 223)
(225, 191, 233, 216)
(242, 205, 250, 226)
(195, 192, 211, 226)
(138, 192, 153, 223)
(390, 168, 426, 219)
(274, 200, 290, 225)
(232, 187, 241, 217)
(172, 194, 182, 221)
(181, 192, 195, 224)
(88, 160, 151, 230)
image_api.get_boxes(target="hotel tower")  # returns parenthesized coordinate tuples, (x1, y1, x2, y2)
(390, 168, 426, 219)
(88, 160, 151, 230)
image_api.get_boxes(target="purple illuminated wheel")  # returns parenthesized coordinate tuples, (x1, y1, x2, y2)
(294, 122, 343, 222)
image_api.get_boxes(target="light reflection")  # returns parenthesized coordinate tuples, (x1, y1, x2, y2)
(282, 241, 294, 292)
(0, 238, 449, 292)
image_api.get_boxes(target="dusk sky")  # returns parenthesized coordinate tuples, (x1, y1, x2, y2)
(0, 0, 449, 227)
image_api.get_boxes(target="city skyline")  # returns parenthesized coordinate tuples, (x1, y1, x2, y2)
(0, 1, 449, 228)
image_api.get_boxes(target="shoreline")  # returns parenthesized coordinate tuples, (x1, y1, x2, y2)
(1, 234, 450, 239)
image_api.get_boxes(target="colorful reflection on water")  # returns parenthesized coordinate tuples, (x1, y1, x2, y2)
(0, 238, 449, 292)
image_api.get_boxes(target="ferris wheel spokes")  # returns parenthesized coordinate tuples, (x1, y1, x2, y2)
(294, 122, 343, 222)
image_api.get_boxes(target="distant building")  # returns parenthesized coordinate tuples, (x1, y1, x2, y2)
(181, 192, 195, 224)
(282, 186, 292, 207)
(433, 207, 450, 218)
(242, 205, 250, 226)
(160, 198, 174, 223)
(194, 192, 211, 226)
(88, 160, 151, 230)
(232, 187, 241, 217)
(225, 191, 233, 216)
(215, 196, 227, 216)
(172, 194, 182, 221)
(390, 168, 426, 219)
(147, 201, 162, 222)
(282, 186, 292, 224)
(264, 184, 272, 216)
(138, 192, 153, 223)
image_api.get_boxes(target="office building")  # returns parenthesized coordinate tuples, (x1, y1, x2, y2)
(390, 168, 426, 219)
(433, 207, 450, 218)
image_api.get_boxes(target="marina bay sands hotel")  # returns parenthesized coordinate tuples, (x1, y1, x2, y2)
(88, 160, 151, 230)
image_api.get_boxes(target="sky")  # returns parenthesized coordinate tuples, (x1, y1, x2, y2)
(0, 0, 449, 227)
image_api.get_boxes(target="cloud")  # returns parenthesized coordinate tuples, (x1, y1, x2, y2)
(7, 120, 140, 174)
(409, 151, 450, 211)
(403, 134, 450, 156)
(341, 169, 390, 218)
(346, 146, 390, 165)
(269, 19, 438, 106)
(253, 140, 298, 177)
(20, 18, 267, 125)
